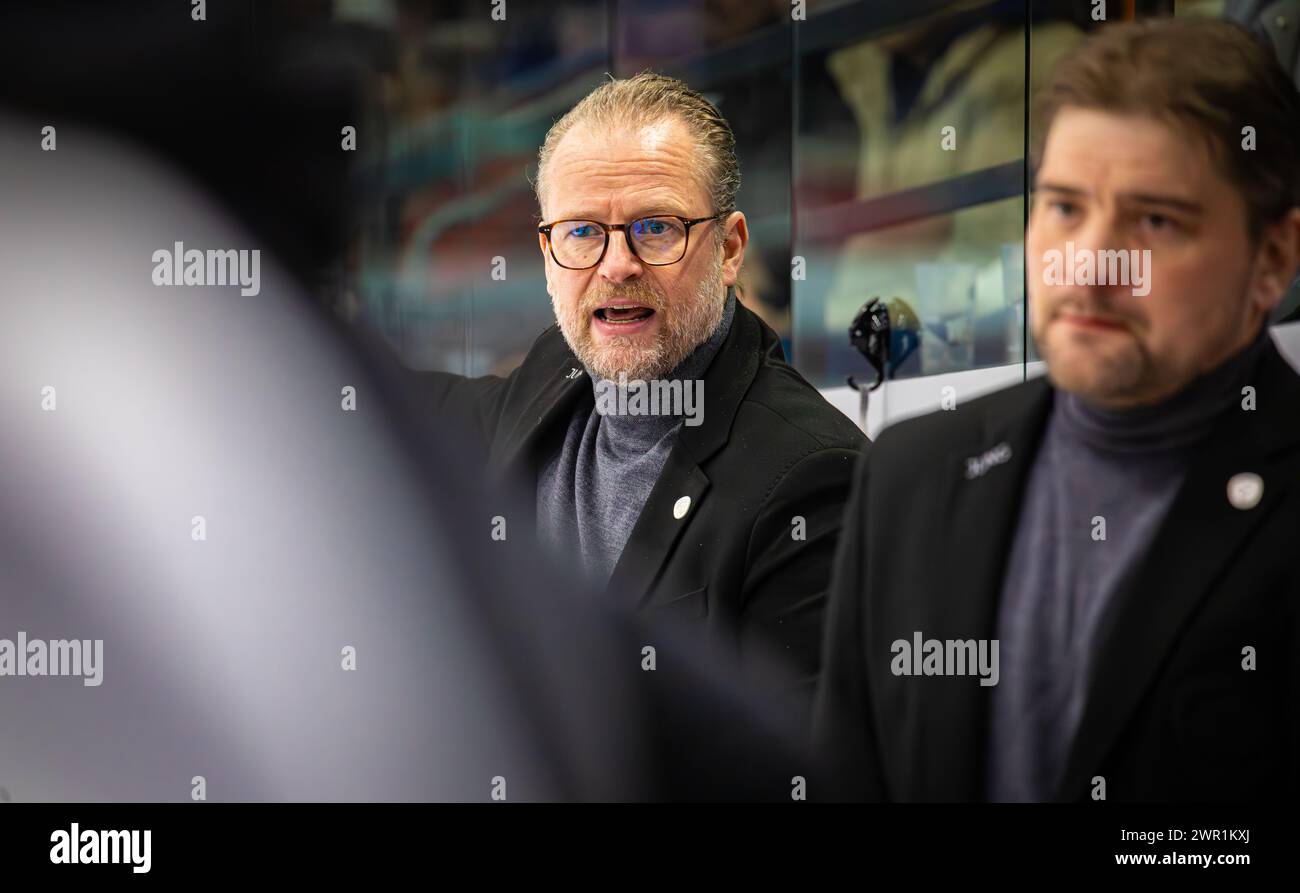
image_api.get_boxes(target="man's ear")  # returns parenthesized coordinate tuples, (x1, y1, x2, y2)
(538, 231, 557, 298)
(720, 211, 748, 288)
(1249, 206, 1300, 315)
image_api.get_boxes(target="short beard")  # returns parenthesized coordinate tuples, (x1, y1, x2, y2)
(552, 257, 726, 381)
(1042, 333, 1150, 403)
(1033, 311, 1153, 405)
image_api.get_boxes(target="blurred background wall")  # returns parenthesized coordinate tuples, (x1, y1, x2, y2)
(327, 0, 1290, 400)
(26, 0, 1285, 404)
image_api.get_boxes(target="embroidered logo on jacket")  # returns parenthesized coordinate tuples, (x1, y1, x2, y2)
(964, 442, 1012, 480)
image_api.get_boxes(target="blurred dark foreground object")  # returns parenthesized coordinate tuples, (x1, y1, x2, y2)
(0, 114, 814, 801)
(0, 0, 819, 798)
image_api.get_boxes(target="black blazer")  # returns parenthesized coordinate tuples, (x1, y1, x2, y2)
(816, 337, 1300, 802)
(409, 300, 868, 701)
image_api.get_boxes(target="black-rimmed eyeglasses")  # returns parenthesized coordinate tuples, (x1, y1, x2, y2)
(538, 214, 724, 270)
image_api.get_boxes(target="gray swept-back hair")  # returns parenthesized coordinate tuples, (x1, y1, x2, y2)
(534, 71, 740, 231)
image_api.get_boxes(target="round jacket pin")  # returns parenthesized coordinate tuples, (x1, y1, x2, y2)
(673, 496, 691, 519)
(1227, 473, 1263, 510)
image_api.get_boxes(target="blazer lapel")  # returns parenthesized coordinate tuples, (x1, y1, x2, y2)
(909, 379, 1054, 800)
(488, 358, 591, 490)
(604, 450, 711, 607)
(1054, 342, 1300, 801)
(604, 302, 764, 607)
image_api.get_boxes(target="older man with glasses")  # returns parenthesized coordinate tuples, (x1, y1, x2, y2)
(410, 72, 867, 713)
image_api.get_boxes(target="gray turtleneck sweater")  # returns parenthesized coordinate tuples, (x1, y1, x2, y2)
(985, 330, 1269, 802)
(536, 290, 736, 587)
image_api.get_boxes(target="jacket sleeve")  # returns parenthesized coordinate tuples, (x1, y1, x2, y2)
(402, 368, 514, 454)
(350, 319, 518, 456)
(738, 446, 862, 719)
(812, 447, 889, 801)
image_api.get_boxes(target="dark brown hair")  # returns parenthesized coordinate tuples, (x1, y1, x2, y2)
(1032, 17, 1300, 242)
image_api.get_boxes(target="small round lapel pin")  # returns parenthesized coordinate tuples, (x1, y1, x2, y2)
(1227, 472, 1263, 510)
(673, 496, 691, 519)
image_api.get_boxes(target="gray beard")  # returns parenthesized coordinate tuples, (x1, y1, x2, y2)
(553, 260, 725, 381)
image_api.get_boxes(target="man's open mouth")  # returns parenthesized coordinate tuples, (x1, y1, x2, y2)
(594, 304, 655, 324)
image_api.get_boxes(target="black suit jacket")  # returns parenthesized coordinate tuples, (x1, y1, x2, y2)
(409, 300, 868, 701)
(816, 337, 1300, 802)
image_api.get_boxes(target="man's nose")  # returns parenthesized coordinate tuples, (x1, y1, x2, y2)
(1072, 211, 1131, 296)
(597, 229, 644, 284)
(1074, 210, 1122, 252)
